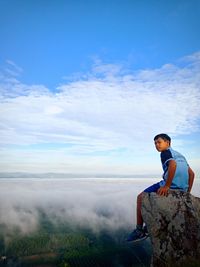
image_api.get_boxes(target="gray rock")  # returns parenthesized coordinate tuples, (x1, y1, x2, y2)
(141, 190, 200, 267)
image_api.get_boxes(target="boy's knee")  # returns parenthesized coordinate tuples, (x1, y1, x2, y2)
(137, 192, 144, 202)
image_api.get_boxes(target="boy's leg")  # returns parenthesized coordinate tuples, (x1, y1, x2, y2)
(143, 182, 161, 193)
(137, 182, 161, 227)
(137, 192, 144, 226)
(126, 182, 160, 242)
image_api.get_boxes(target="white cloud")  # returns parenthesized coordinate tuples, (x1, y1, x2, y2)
(0, 178, 159, 234)
(4, 59, 24, 77)
(0, 53, 200, 173)
(1, 178, 199, 235)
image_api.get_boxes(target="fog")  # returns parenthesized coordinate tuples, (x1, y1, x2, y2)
(0, 178, 199, 236)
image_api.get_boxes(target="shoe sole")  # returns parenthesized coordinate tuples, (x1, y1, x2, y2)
(126, 234, 149, 243)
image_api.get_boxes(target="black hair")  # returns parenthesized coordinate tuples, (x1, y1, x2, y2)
(154, 133, 171, 144)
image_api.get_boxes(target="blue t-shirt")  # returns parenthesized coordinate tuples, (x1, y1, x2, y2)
(159, 147, 189, 191)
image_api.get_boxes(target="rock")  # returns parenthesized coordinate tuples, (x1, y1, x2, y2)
(141, 190, 200, 267)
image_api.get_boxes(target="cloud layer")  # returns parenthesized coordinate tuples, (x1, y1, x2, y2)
(0, 52, 200, 173)
(0, 178, 148, 234)
(1, 178, 200, 236)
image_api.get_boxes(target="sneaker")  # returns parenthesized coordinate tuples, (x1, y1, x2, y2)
(143, 225, 149, 237)
(126, 227, 148, 242)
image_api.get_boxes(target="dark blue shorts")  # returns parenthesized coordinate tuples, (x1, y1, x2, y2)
(143, 182, 160, 193)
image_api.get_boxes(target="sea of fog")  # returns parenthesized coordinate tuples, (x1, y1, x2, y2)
(0, 177, 199, 235)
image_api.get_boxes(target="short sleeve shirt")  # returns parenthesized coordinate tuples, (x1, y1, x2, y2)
(159, 147, 189, 191)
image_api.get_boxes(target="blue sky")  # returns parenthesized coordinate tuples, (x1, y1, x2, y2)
(0, 0, 200, 176)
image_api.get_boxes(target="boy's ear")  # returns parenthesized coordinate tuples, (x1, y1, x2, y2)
(167, 140, 170, 146)
(164, 140, 170, 146)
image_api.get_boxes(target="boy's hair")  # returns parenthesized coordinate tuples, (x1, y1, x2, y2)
(154, 133, 171, 145)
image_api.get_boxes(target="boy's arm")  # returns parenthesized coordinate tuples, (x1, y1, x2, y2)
(188, 167, 195, 193)
(157, 160, 177, 196)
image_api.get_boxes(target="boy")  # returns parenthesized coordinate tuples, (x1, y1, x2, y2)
(127, 133, 195, 242)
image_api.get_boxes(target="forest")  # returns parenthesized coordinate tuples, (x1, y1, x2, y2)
(0, 209, 152, 267)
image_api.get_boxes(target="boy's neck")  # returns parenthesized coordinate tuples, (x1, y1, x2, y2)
(161, 146, 171, 152)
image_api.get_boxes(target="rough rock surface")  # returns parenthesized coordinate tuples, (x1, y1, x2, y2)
(141, 190, 200, 267)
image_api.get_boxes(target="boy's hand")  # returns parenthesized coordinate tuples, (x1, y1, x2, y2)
(157, 186, 169, 196)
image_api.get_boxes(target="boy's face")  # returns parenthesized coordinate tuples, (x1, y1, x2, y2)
(154, 137, 170, 152)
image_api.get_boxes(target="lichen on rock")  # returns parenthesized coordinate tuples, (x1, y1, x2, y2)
(141, 190, 200, 267)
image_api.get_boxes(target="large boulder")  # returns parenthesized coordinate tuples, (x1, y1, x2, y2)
(141, 190, 200, 267)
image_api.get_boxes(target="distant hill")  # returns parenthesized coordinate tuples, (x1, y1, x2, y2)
(0, 172, 158, 179)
